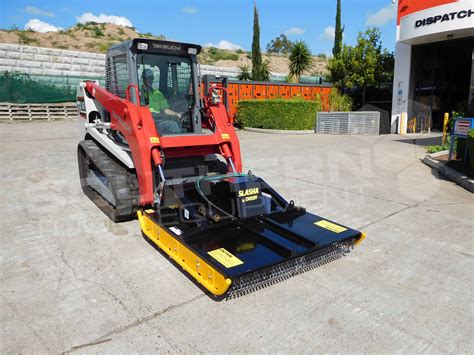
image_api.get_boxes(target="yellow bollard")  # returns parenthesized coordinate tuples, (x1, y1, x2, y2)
(400, 112, 407, 135)
(413, 117, 416, 133)
(442, 113, 449, 145)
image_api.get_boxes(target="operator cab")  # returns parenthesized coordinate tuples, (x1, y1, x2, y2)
(106, 39, 203, 135)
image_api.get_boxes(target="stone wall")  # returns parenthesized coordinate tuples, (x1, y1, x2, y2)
(0, 43, 105, 78)
(0, 43, 288, 82)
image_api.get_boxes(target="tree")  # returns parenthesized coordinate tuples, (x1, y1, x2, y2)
(266, 34, 294, 54)
(332, 0, 344, 58)
(288, 40, 313, 83)
(327, 44, 354, 90)
(377, 49, 395, 86)
(328, 27, 390, 105)
(237, 64, 252, 81)
(350, 27, 383, 105)
(251, 2, 263, 81)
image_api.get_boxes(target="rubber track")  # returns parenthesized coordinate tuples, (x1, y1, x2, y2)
(78, 139, 140, 222)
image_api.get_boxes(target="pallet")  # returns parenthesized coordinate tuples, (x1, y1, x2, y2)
(0, 102, 77, 121)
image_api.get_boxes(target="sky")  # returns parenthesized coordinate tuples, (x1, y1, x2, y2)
(0, 0, 398, 55)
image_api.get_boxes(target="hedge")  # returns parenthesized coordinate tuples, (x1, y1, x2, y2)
(236, 99, 322, 130)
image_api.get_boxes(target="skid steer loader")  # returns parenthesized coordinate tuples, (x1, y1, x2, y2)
(77, 39, 365, 298)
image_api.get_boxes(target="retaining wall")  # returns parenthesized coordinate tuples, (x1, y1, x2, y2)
(0, 43, 105, 79)
(0, 43, 289, 82)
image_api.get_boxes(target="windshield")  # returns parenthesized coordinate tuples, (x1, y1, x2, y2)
(137, 53, 196, 135)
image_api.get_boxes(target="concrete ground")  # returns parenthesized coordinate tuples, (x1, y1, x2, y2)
(1, 121, 473, 354)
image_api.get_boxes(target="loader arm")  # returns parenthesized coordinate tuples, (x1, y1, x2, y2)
(84, 81, 243, 207)
(85, 81, 161, 205)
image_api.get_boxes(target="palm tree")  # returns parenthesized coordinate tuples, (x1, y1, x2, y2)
(237, 64, 252, 81)
(260, 59, 271, 81)
(288, 40, 313, 83)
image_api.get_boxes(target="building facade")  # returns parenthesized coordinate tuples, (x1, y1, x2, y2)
(391, 0, 474, 133)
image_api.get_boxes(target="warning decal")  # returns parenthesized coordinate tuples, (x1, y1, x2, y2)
(208, 248, 243, 268)
(314, 220, 347, 233)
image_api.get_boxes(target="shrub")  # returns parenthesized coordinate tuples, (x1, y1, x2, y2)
(425, 134, 453, 154)
(208, 49, 239, 62)
(93, 27, 105, 37)
(327, 88, 352, 111)
(468, 129, 474, 172)
(237, 98, 322, 130)
(98, 41, 115, 53)
(426, 142, 450, 154)
(18, 32, 37, 45)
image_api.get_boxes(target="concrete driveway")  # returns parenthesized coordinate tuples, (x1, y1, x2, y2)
(1, 121, 473, 353)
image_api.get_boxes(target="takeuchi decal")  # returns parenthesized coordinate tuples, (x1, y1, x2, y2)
(415, 8, 473, 28)
(151, 43, 182, 51)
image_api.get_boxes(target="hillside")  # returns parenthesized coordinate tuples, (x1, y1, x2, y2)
(0, 23, 328, 75)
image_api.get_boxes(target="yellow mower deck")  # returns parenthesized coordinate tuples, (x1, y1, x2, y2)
(138, 195, 365, 298)
(138, 210, 232, 296)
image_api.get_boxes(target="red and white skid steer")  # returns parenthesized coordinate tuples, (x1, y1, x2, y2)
(76, 38, 365, 298)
